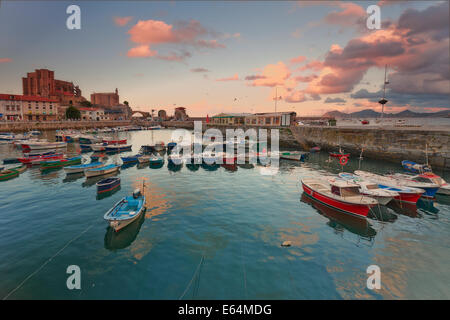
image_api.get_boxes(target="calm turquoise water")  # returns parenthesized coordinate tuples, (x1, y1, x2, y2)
(1, 129, 449, 300)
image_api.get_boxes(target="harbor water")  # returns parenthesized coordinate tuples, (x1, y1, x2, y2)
(0, 129, 449, 299)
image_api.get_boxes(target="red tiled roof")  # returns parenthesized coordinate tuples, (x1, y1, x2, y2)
(0, 94, 58, 103)
(78, 107, 100, 111)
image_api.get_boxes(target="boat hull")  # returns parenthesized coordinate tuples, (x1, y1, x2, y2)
(96, 178, 121, 193)
(302, 182, 370, 218)
(85, 166, 120, 178)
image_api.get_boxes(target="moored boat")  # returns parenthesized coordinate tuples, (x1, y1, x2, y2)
(401, 160, 432, 174)
(105, 144, 132, 153)
(137, 155, 151, 164)
(0, 169, 19, 181)
(102, 138, 127, 145)
(149, 154, 164, 165)
(121, 154, 142, 164)
(18, 152, 64, 165)
(301, 178, 378, 218)
(21, 141, 67, 150)
(388, 172, 442, 198)
(279, 151, 309, 161)
(104, 188, 146, 232)
(85, 164, 120, 178)
(96, 177, 121, 194)
(8, 165, 27, 174)
(40, 156, 82, 170)
(154, 141, 165, 152)
(64, 161, 103, 174)
(354, 170, 425, 203)
(91, 143, 107, 152)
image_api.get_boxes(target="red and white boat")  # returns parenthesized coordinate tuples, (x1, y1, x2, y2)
(21, 141, 67, 150)
(102, 138, 127, 145)
(18, 153, 65, 165)
(301, 178, 378, 218)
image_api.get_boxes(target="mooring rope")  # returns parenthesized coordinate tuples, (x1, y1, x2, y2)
(178, 254, 205, 300)
(2, 222, 97, 300)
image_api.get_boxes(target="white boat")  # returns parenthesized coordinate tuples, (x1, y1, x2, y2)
(104, 188, 146, 232)
(91, 143, 107, 152)
(168, 153, 183, 165)
(21, 141, 67, 150)
(64, 161, 104, 174)
(85, 164, 120, 178)
(279, 151, 309, 161)
(390, 172, 450, 196)
(338, 173, 399, 205)
(154, 141, 165, 152)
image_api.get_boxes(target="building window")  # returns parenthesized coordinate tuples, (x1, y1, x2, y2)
(265, 117, 271, 125)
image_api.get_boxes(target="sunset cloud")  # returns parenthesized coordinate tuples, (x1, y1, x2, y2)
(114, 16, 133, 27)
(290, 55, 307, 64)
(127, 45, 157, 58)
(0, 58, 12, 63)
(216, 73, 239, 82)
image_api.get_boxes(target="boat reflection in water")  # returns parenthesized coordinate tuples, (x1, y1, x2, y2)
(62, 172, 85, 183)
(238, 163, 254, 169)
(121, 162, 137, 170)
(96, 185, 121, 200)
(104, 209, 146, 250)
(368, 205, 398, 222)
(168, 162, 183, 172)
(301, 192, 377, 241)
(82, 172, 119, 188)
(201, 163, 219, 171)
(149, 162, 164, 169)
(186, 163, 200, 172)
(222, 163, 238, 172)
(417, 198, 440, 215)
(137, 163, 148, 170)
(386, 201, 420, 218)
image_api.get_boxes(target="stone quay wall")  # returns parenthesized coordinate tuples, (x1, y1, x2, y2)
(0, 120, 132, 132)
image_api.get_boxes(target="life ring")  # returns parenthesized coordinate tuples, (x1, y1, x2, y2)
(339, 156, 348, 165)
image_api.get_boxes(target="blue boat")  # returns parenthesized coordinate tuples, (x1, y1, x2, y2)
(167, 142, 177, 153)
(402, 160, 432, 174)
(121, 154, 142, 164)
(85, 164, 120, 178)
(104, 188, 146, 232)
(64, 161, 103, 174)
(96, 177, 121, 194)
(80, 144, 92, 151)
(3, 158, 20, 164)
(106, 144, 132, 153)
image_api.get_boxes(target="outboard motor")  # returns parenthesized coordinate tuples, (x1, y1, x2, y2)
(133, 189, 141, 199)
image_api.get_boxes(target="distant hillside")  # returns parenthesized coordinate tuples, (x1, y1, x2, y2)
(322, 109, 450, 118)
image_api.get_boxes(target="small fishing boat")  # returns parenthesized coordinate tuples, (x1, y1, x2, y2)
(222, 152, 237, 164)
(3, 157, 21, 164)
(90, 143, 107, 152)
(79, 135, 102, 144)
(104, 188, 146, 232)
(167, 142, 177, 153)
(40, 156, 82, 170)
(310, 146, 321, 153)
(85, 164, 120, 178)
(149, 154, 164, 165)
(105, 144, 132, 152)
(96, 177, 121, 194)
(79, 144, 92, 151)
(338, 172, 398, 205)
(387, 173, 441, 198)
(279, 151, 309, 161)
(64, 161, 103, 174)
(18, 152, 64, 165)
(8, 165, 27, 174)
(137, 155, 151, 164)
(139, 145, 156, 154)
(154, 141, 165, 152)
(301, 178, 378, 218)
(329, 148, 350, 158)
(121, 154, 142, 164)
(29, 130, 41, 136)
(202, 151, 221, 164)
(0, 169, 19, 181)
(102, 138, 127, 145)
(401, 160, 432, 174)
(354, 170, 425, 203)
(90, 153, 108, 161)
(406, 172, 450, 196)
(361, 120, 369, 125)
(168, 153, 183, 165)
(148, 125, 162, 130)
(21, 141, 67, 150)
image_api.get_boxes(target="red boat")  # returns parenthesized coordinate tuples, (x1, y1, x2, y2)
(361, 120, 369, 125)
(102, 138, 127, 145)
(329, 147, 349, 158)
(222, 153, 237, 164)
(301, 178, 378, 218)
(18, 153, 64, 165)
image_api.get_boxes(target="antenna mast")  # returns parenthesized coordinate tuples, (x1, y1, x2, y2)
(378, 65, 389, 119)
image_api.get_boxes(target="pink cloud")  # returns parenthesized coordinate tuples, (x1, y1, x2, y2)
(0, 58, 12, 63)
(323, 2, 366, 28)
(127, 45, 157, 58)
(114, 16, 133, 27)
(249, 62, 292, 87)
(216, 74, 239, 82)
(290, 55, 306, 64)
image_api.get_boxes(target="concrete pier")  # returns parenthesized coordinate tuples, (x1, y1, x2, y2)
(0, 120, 132, 132)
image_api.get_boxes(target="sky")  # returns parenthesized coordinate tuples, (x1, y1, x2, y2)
(0, 0, 449, 117)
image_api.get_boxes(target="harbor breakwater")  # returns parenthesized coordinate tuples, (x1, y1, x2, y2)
(162, 121, 450, 170)
(0, 120, 132, 132)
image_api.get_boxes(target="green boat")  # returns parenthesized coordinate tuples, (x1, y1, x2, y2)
(40, 156, 82, 171)
(0, 169, 19, 181)
(9, 165, 27, 174)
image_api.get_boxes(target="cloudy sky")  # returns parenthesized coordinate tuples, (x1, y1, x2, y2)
(0, 1, 448, 116)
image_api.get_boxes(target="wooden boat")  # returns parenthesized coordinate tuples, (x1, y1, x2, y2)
(354, 170, 425, 203)
(310, 146, 321, 153)
(102, 138, 127, 145)
(139, 145, 156, 154)
(361, 120, 369, 125)
(329, 150, 350, 158)
(18, 153, 64, 165)
(96, 177, 121, 194)
(167, 142, 177, 152)
(85, 164, 120, 178)
(90, 143, 107, 152)
(21, 141, 67, 150)
(137, 155, 151, 164)
(90, 153, 108, 161)
(301, 178, 378, 218)
(403, 172, 450, 196)
(279, 151, 309, 161)
(64, 161, 103, 174)
(338, 172, 398, 205)
(8, 165, 27, 174)
(154, 141, 165, 152)
(105, 144, 132, 152)
(121, 154, 142, 164)
(401, 160, 432, 174)
(3, 157, 21, 164)
(104, 188, 146, 232)
(40, 156, 82, 170)
(168, 154, 183, 165)
(222, 152, 237, 164)
(0, 169, 19, 181)
(387, 172, 441, 198)
(149, 154, 164, 165)
(79, 135, 102, 144)
(79, 144, 92, 152)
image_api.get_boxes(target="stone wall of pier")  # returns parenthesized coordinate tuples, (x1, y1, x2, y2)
(291, 126, 450, 170)
(0, 120, 132, 132)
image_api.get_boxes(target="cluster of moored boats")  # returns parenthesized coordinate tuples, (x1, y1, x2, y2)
(301, 166, 449, 219)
